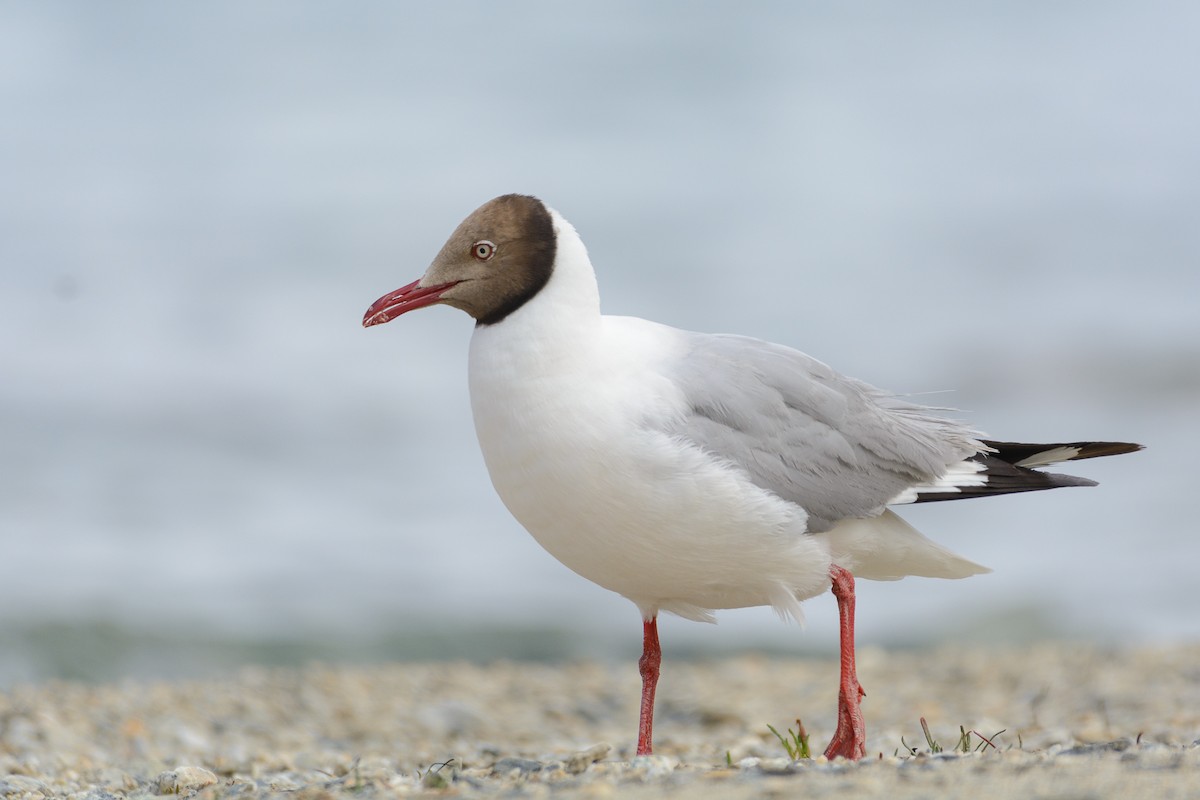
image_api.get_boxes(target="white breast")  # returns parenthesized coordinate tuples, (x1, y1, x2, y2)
(466, 251, 833, 623)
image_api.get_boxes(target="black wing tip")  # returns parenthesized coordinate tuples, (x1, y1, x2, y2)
(1043, 472, 1099, 489)
(1068, 441, 1144, 460)
(909, 440, 1140, 505)
(1089, 441, 1142, 460)
(981, 440, 1144, 465)
(912, 469, 1098, 504)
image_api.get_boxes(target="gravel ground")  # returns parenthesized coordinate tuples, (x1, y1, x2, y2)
(2, 643, 1198, 798)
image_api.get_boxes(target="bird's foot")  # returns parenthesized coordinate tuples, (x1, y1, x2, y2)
(822, 680, 866, 760)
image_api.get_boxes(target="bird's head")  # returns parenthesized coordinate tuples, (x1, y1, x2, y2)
(362, 194, 556, 328)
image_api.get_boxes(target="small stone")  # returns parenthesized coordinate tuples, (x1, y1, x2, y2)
(565, 743, 611, 774)
(492, 757, 544, 775)
(153, 767, 218, 795)
(420, 769, 450, 789)
(1060, 739, 1132, 756)
(626, 755, 678, 780)
(755, 757, 798, 775)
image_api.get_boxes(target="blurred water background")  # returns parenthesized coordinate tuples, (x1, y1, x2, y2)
(1, 2, 1196, 686)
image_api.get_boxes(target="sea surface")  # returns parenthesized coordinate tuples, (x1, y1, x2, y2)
(1, 2, 1197, 684)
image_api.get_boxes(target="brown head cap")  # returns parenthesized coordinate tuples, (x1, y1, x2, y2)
(422, 194, 557, 326)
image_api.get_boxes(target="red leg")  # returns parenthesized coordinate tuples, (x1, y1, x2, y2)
(636, 616, 661, 756)
(823, 565, 867, 760)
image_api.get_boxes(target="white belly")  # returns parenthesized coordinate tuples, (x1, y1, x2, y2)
(467, 324, 832, 623)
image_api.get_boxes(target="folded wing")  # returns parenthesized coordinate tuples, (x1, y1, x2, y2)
(661, 332, 1140, 529)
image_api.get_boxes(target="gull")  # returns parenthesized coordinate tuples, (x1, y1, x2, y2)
(363, 194, 1141, 759)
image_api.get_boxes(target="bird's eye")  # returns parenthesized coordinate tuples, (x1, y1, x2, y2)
(472, 240, 496, 261)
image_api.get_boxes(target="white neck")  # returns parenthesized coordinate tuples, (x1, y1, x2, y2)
(468, 208, 602, 372)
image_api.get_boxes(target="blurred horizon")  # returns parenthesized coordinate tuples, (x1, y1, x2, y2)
(2, 2, 1196, 685)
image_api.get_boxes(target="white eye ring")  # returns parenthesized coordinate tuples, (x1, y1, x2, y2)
(472, 240, 496, 261)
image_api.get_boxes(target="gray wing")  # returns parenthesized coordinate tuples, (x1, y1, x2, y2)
(661, 332, 984, 531)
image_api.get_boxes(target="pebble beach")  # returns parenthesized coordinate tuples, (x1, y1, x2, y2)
(3, 642, 1198, 798)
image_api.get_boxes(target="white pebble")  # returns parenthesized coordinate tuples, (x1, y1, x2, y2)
(153, 767, 218, 795)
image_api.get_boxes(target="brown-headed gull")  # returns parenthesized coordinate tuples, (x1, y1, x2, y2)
(363, 194, 1141, 759)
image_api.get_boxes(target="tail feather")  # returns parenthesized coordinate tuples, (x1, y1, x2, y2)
(903, 439, 1142, 505)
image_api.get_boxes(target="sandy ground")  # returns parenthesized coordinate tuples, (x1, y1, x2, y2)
(2, 643, 1198, 798)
